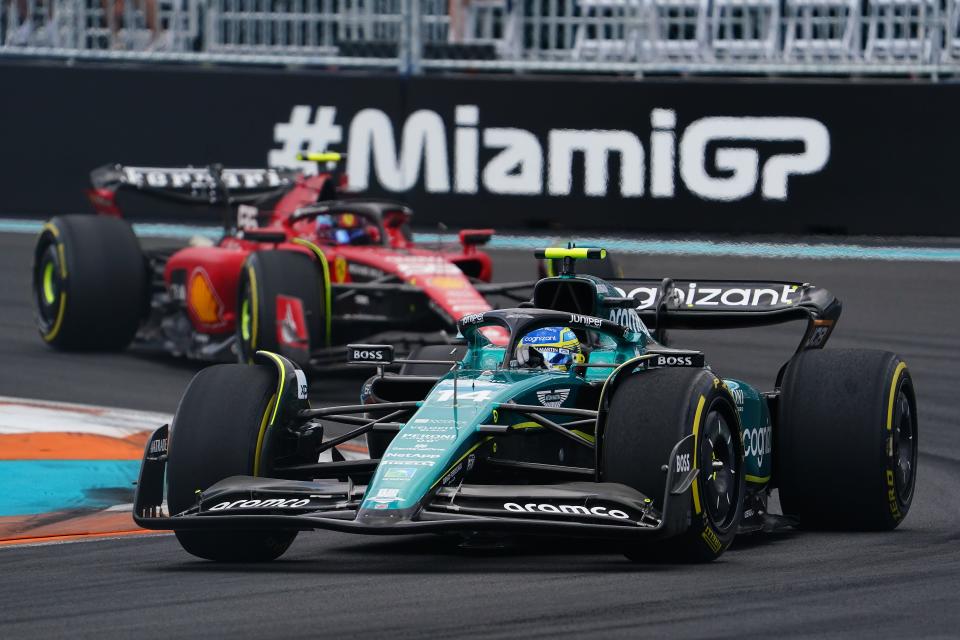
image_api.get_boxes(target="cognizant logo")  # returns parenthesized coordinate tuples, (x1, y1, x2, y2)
(269, 105, 830, 202)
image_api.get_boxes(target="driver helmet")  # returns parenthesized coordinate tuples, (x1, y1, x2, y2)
(334, 213, 380, 245)
(519, 326, 582, 372)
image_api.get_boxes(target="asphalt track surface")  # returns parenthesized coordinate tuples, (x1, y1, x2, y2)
(2, 230, 960, 638)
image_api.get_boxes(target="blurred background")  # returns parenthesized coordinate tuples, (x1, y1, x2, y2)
(0, 0, 958, 234)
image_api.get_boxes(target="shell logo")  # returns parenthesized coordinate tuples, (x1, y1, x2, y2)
(427, 276, 466, 290)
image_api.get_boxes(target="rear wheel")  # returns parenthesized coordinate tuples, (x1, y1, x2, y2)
(602, 368, 744, 562)
(777, 349, 917, 530)
(32, 215, 147, 350)
(237, 250, 328, 369)
(167, 364, 296, 561)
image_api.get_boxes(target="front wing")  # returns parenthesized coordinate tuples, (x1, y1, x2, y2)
(134, 426, 698, 540)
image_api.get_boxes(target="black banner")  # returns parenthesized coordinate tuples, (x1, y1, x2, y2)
(1, 60, 956, 234)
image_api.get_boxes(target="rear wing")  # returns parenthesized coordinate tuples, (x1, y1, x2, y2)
(89, 164, 300, 207)
(607, 278, 842, 350)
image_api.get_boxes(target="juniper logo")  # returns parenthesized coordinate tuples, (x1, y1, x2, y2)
(269, 105, 829, 202)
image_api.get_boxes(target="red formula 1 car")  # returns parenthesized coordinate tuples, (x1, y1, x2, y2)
(32, 156, 519, 370)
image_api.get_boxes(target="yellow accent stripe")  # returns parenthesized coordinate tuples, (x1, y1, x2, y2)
(42, 222, 60, 239)
(247, 265, 259, 351)
(430, 437, 492, 489)
(691, 394, 706, 515)
(56, 244, 67, 278)
(745, 474, 771, 484)
(297, 151, 342, 163)
(253, 393, 278, 477)
(291, 238, 333, 347)
(42, 293, 67, 342)
(41, 224, 66, 278)
(571, 429, 596, 443)
(887, 362, 908, 431)
(508, 422, 595, 442)
(257, 351, 287, 427)
(541, 247, 606, 260)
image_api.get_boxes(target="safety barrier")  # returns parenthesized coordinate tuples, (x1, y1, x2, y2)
(2, 0, 959, 75)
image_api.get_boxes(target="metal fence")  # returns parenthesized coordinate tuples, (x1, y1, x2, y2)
(2, 0, 959, 75)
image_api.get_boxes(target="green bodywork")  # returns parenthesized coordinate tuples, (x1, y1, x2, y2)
(359, 272, 771, 516)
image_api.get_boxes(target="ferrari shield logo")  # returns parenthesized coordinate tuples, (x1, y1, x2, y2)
(334, 256, 348, 283)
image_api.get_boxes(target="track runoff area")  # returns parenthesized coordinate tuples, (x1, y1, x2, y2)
(0, 226, 959, 638)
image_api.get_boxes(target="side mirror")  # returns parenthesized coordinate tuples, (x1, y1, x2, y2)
(459, 229, 494, 253)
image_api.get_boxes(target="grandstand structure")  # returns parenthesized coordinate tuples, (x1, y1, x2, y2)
(2, 0, 958, 76)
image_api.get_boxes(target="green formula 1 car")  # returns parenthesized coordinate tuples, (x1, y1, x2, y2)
(134, 248, 918, 562)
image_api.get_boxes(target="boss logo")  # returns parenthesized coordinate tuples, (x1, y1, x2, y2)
(676, 453, 691, 472)
(346, 344, 394, 364)
(654, 354, 704, 367)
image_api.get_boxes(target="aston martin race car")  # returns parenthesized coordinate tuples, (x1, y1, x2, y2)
(32, 155, 522, 369)
(134, 248, 918, 562)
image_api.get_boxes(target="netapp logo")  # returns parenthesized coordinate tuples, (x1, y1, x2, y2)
(270, 106, 829, 202)
(209, 498, 311, 511)
(504, 502, 631, 519)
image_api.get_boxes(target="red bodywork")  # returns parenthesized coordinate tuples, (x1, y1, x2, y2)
(93, 170, 501, 346)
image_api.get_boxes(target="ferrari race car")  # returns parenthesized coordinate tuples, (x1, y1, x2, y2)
(32, 155, 520, 369)
(134, 248, 918, 562)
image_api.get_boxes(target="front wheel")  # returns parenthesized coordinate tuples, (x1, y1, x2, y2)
(601, 368, 745, 562)
(167, 364, 297, 561)
(237, 250, 328, 370)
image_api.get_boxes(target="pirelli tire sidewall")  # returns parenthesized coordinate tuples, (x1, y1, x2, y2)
(237, 250, 327, 368)
(777, 349, 918, 531)
(32, 215, 147, 350)
(601, 367, 745, 562)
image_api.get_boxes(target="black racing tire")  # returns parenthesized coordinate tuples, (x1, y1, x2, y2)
(367, 345, 468, 459)
(32, 215, 147, 350)
(602, 368, 745, 563)
(237, 250, 327, 370)
(541, 254, 623, 280)
(777, 349, 917, 531)
(167, 364, 296, 562)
